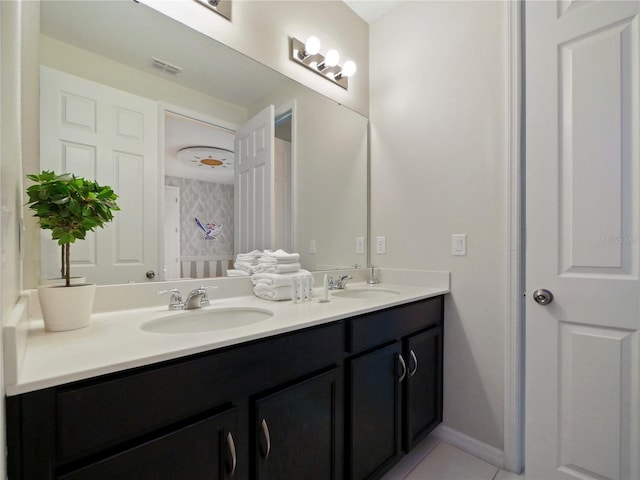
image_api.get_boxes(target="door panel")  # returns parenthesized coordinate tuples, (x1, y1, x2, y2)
(349, 342, 402, 480)
(59, 409, 237, 480)
(163, 186, 180, 280)
(404, 327, 442, 451)
(234, 105, 275, 254)
(40, 66, 159, 284)
(525, 1, 640, 479)
(254, 368, 343, 480)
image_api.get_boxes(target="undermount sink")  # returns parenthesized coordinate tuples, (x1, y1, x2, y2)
(330, 288, 401, 299)
(141, 307, 274, 334)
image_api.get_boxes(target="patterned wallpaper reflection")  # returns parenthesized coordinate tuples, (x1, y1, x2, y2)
(165, 176, 234, 259)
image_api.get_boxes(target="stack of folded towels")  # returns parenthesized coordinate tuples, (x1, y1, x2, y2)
(232, 250, 262, 275)
(253, 249, 301, 273)
(250, 249, 312, 301)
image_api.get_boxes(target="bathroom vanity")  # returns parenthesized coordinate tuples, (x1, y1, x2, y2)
(5, 280, 445, 480)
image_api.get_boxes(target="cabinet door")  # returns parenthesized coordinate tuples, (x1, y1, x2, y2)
(254, 368, 343, 480)
(59, 408, 238, 480)
(404, 327, 443, 451)
(349, 342, 403, 480)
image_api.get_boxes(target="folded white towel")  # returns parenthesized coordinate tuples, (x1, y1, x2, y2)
(236, 250, 262, 263)
(259, 249, 300, 264)
(253, 284, 292, 301)
(234, 261, 255, 275)
(253, 262, 301, 274)
(226, 269, 250, 277)
(251, 270, 313, 288)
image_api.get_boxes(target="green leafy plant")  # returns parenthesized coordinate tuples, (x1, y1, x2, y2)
(26, 171, 120, 287)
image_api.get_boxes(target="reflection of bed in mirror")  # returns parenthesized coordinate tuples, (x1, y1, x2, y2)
(31, 0, 368, 286)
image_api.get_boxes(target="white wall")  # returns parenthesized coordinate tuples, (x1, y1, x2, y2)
(141, 0, 369, 116)
(370, 1, 508, 450)
(248, 81, 368, 270)
(0, 1, 41, 476)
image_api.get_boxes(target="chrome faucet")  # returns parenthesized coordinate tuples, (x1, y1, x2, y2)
(327, 274, 352, 290)
(184, 287, 213, 309)
(157, 286, 217, 310)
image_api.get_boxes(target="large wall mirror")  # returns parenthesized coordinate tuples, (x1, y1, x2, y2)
(33, 0, 368, 286)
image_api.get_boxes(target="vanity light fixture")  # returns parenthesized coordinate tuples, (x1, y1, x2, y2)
(290, 36, 356, 90)
(193, 0, 232, 21)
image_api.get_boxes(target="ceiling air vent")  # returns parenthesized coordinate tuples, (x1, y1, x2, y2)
(151, 57, 183, 76)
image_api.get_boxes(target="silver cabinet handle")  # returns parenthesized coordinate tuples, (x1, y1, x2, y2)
(226, 431, 237, 476)
(398, 354, 407, 382)
(260, 418, 271, 459)
(409, 349, 418, 377)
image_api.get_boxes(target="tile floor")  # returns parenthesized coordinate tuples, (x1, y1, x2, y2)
(381, 436, 524, 480)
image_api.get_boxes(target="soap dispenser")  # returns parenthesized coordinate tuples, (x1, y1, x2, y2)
(367, 265, 379, 285)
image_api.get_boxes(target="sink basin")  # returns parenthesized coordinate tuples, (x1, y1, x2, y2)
(141, 307, 274, 334)
(331, 288, 401, 299)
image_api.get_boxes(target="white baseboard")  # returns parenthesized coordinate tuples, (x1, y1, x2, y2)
(432, 424, 505, 468)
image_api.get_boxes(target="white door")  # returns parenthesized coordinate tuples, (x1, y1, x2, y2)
(40, 67, 159, 284)
(525, 2, 640, 479)
(163, 186, 180, 280)
(234, 105, 275, 254)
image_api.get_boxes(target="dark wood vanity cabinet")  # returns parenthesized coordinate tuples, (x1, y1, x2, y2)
(58, 408, 238, 480)
(6, 296, 443, 480)
(7, 322, 344, 480)
(254, 367, 343, 480)
(346, 296, 444, 480)
(404, 326, 443, 452)
(348, 342, 403, 480)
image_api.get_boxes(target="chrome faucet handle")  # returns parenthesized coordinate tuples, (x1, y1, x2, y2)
(192, 285, 218, 307)
(337, 274, 353, 288)
(185, 285, 218, 309)
(327, 274, 353, 290)
(156, 288, 184, 310)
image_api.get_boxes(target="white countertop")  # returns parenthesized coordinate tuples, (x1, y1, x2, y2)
(4, 270, 449, 396)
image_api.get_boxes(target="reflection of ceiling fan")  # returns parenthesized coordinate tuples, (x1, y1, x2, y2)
(177, 146, 234, 170)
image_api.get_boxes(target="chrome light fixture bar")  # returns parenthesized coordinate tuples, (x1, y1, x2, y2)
(194, 0, 231, 21)
(290, 37, 356, 90)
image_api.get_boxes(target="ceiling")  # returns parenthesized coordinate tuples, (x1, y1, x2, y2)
(164, 112, 236, 185)
(343, 0, 403, 24)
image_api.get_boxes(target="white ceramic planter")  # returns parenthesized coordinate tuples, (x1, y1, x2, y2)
(37, 283, 96, 332)
(41, 277, 87, 286)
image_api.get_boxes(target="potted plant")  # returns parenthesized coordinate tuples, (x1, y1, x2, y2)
(26, 171, 120, 331)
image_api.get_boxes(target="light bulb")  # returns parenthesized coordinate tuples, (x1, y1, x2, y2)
(341, 60, 357, 78)
(304, 36, 321, 56)
(325, 49, 340, 67)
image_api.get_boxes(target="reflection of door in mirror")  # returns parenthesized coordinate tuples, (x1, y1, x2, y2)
(40, 67, 159, 285)
(234, 106, 293, 256)
(163, 186, 180, 280)
(234, 105, 275, 255)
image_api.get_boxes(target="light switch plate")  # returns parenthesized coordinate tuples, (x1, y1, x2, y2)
(309, 239, 317, 254)
(376, 236, 386, 255)
(452, 234, 467, 256)
(356, 237, 365, 254)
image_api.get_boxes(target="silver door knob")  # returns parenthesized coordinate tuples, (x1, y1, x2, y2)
(533, 289, 553, 305)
